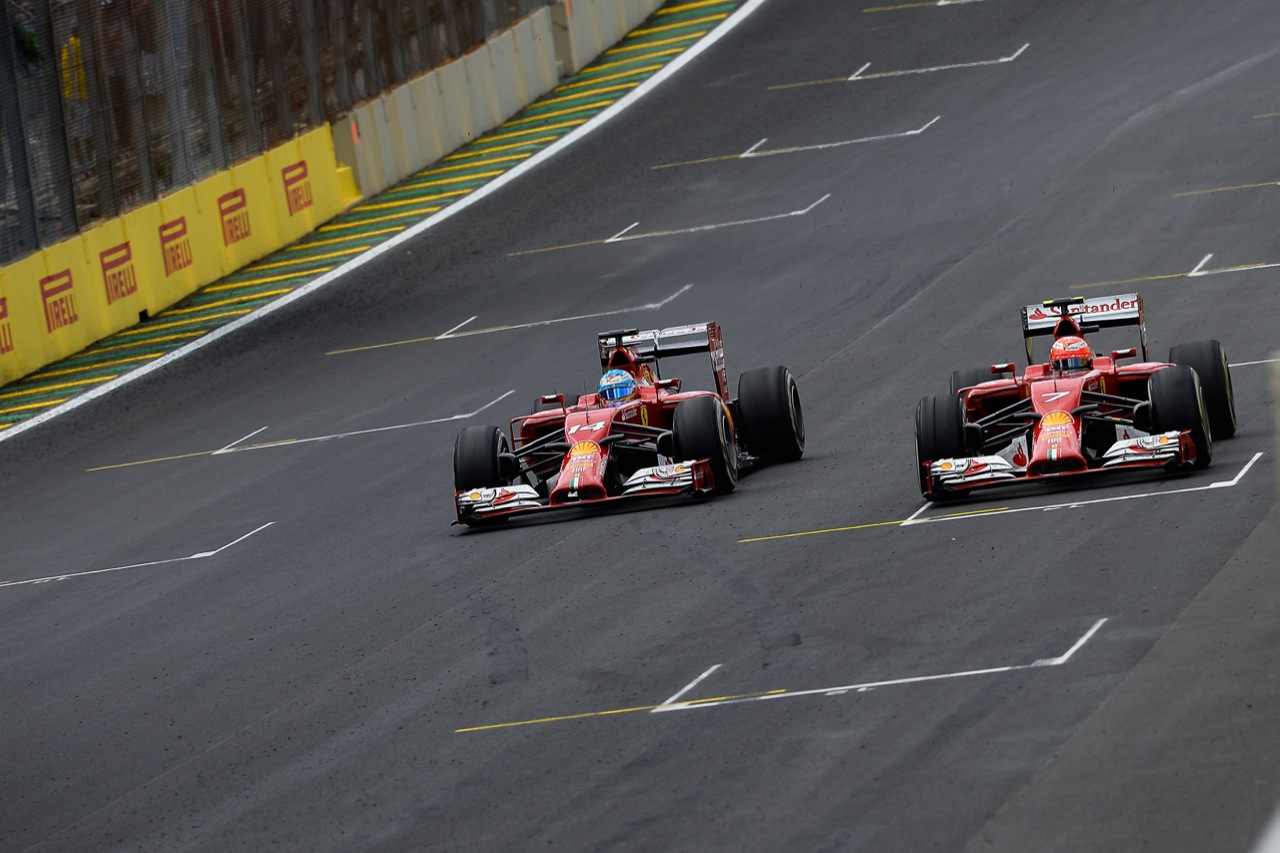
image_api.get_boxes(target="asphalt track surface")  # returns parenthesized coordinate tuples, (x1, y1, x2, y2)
(2, 0, 1279, 850)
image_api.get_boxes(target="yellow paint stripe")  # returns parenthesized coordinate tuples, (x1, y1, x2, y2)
(1070, 271, 1192, 291)
(75, 330, 205, 357)
(415, 152, 532, 176)
(87, 449, 218, 472)
(507, 238, 609, 257)
(112, 308, 254, 337)
(0, 374, 117, 403)
(320, 205, 445, 228)
(739, 518, 910, 543)
(455, 689, 786, 733)
(864, 1, 938, 10)
(444, 137, 559, 161)
(504, 98, 621, 127)
(652, 153, 746, 170)
(1174, 180, 1279, 197)
(402, 169, 505, 189)
(605, 33, 705, 56)
(293, 225, 405, 249)
(465, 118, 589, 146)
(355, 188, 471, 212)
(0, 396, 72, 414)
(768, 76, 850, 91)
(206, 268, 330, 291)
(574, 50, 682, 77)
(631, 13, 727, 37)
(740, 507, 1014, 542)
(657, 0, 734, 14)
(36, 352, 160, 379)
(165, 288, 293, 316)
(553, 64, 663, 93)
(246, 245, 372, 272)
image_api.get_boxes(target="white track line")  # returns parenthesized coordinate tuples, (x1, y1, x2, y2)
(652, 664, 723, 712)
(436, 316, 478, 340)
(609, 195, 831, 243)
(0, 0, 771, 445)
(0, 522, 274, 590)
(219, 390, 516, 454)
(853, 44, 1028, 81)
(1232, 359, 1280, 367)
(213, 426, 269, 455)
(443, 285, 695, 340)
(742, 118, 938, 158)
(659, 618, 1107, 713)
(1188, 253, 1214, 276)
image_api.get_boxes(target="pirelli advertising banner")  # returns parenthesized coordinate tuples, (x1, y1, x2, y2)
(0, 127, 346, 386)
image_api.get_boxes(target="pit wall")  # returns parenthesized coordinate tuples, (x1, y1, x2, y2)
(0, 0, 660, 387)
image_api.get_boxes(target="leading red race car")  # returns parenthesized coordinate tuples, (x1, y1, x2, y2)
(914, 293, 1237, 501)
(453, 322, 804, 526)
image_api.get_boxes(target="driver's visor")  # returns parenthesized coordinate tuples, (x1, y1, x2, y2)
(599, 382, 636, 403)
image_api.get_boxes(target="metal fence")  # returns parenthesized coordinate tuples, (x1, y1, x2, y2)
(1, 0, 548, 265)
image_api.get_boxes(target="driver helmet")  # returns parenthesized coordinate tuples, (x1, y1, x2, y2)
(598, 368, 638, 406)
(1050, 336, 1093, 373)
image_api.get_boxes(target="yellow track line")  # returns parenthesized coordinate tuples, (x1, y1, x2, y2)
(658, 0, 735, 14)
(631, 13, 727, 37)
(290, 226, 405, 250)
(355, 188, 471, 212)
(553, 64, 664, 93)
(87, 449, 219, 472)
(165, 288, 294, 316)
(443, 137, 558, 161)
(35, 352, 161, 379)
(456, 690, 785, 733)
(605, 33, 705, 56)
(504, 99, 623, 128)
(205, 269, 329, 292)
(243, 245, 372, 273)
(0, 397, 71, 415)
(317, 205, 444, 228)
(73, 330, 205, 357)
(0, 373, 114, 402)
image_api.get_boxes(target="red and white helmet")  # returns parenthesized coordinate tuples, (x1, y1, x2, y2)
(1050, 336, 1093, 373)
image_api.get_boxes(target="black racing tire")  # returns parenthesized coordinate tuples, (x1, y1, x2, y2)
(736, 366, 805, 463)
(1149, 366, 1211, 469)
(915, 394, 968, 499)
(453, 425, 511, 491)
(949, 367, 991, 396)
(672, 396, 738, 494)
(1169, 339, 1236, 439)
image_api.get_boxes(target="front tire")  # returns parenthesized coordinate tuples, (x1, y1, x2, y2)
(673, 396, 738, 494)
(737, 366, 805, 463)
(1169, 340, 1236, 439)
(915, 394, 968, 500)
(949, 367, 991, 396)
(1149, 366, 1211, 469)
(454, 425, 511, 490)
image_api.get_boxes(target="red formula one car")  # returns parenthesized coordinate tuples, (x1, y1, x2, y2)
(914, 293, 1237, 501)
(452, 322, 805, 526)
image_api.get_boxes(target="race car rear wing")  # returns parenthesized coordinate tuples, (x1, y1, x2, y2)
(598, 322, 729, 400)
(1020, 293, 1148, 363)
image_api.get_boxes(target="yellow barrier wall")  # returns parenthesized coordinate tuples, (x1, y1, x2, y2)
(0, 126, 345, 386)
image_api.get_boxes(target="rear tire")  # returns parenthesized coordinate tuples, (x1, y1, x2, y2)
(673, 396, 738, 494)
(454, 425, 511, 490)
(737, 366, 805, 463)
(949, 367, 991, 396)
(1149, 366, 1211, 469)
(1169, 339, 1236, 439)
(915, 394, 968, 499)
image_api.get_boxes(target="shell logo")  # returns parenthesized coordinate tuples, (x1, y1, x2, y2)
(569, 440, 601, 457)
(1041, 411, 1073, 427)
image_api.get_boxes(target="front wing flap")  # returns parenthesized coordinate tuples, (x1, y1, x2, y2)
(925, 429, 1194, 496)
(454, 459, 715, 525)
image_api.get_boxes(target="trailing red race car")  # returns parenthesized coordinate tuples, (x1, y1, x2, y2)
(914, 293, 1237, 501)
(453, 322, 805, 526)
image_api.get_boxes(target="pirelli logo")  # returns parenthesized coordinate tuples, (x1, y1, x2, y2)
(219, 188, 251, 247)
(0, 297, 13, 355)
(40, 270, 79, 333)
(282, 161, 314, 216)
(100, 241, 139, 305)
(160, 217, 194, 276)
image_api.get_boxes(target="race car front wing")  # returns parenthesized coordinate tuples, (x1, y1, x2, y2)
(455, 460, 714, 525)
(925, 430, 1194, 495)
